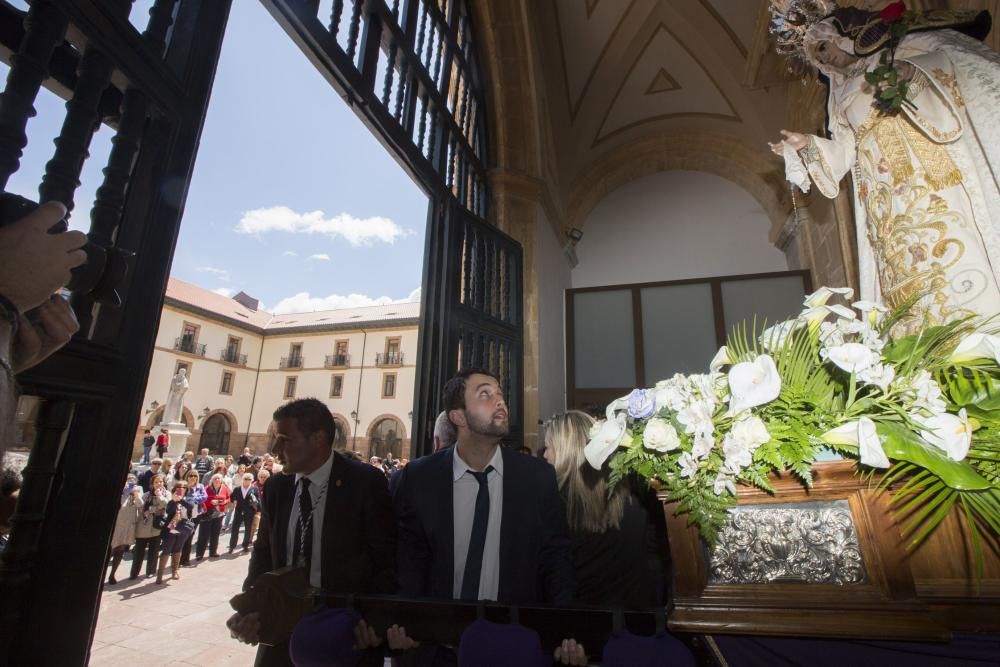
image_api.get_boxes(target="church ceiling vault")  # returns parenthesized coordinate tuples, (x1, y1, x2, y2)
(534, 0, 794, 217)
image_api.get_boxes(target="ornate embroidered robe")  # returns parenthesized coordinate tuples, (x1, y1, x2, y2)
(795, 31, 1000, 332)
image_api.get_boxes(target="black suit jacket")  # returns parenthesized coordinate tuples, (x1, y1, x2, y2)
(245, 451, 397, 595)
(394, 446, 574, 606)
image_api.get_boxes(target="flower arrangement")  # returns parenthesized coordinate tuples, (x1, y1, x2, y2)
(585, 287, 1000, 564)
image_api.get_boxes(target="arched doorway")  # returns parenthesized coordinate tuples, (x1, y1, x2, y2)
(332, 416, 349, 451)
(200, 413, 232, 455)
(369, 417, 403, 459)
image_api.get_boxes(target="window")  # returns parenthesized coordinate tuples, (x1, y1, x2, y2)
(330, 374, 343, 398)
(181, 322, 199, 346)
(335, 340, 349, 356)
(220, 371, 234, 395)
(284, 376, 297, 399)
(289, 343, 302, 362)
(382, 373, 396, 398)
(224, 336, 242, 363)
(174, 361, 191, 378)
(386, 337, 400, 356)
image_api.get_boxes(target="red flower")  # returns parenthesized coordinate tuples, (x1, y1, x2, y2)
(880, 1, 906, 23)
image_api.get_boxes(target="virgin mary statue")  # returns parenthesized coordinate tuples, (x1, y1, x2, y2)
(770, 1, 1000, 333)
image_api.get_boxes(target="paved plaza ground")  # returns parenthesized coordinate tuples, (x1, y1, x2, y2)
(91, 548, 259, 666)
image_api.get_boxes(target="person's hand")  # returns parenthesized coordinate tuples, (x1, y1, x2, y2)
(553, 638, 587, 665)
(352, 619, 382, 650)
(11, 295, 79, 373)
(227, 611, 260, 645)
(768, 130, 808, 156)
(386, 624, 420, 651)
(0, 201, 86, 313)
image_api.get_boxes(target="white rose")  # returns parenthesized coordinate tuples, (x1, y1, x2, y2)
(643, 417, 680, 452)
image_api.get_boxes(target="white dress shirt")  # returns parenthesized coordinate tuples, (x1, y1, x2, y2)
(286, 449, 335, 588)
(452, 445, 503, 600)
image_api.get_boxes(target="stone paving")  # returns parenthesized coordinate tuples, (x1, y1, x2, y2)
(91, 547, 259, 666)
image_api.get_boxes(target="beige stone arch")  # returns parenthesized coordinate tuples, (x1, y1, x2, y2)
(565, 132, 791, 239)
(144, 405, 194, 431)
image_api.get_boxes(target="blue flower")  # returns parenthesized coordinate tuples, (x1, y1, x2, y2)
(627, 388, 656, 420)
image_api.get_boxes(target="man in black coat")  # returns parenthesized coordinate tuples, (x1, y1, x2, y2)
(228, 398, 397, 667)
(395, 368, 575, 605)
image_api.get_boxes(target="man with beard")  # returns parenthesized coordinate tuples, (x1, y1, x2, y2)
(384, 369, 581, 661)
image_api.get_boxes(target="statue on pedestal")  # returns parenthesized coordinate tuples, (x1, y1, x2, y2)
(163, 368, 189, 425)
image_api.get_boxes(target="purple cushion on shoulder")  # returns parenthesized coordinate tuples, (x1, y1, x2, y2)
(457, 619, 550, 667)
(602, 631, 695, 667)
(289, 606, 362, 667)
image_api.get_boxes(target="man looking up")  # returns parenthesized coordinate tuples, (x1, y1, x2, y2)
(228, 398, 396, 666)
(395, 370, 577, 600)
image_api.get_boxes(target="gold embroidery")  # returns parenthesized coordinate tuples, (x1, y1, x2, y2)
(858, 116, 962, 192)
(931, 67, 965, 107)
(856, 148, 975, 335)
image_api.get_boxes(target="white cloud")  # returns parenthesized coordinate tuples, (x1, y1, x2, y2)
(282, 250, 297, 257)
(271, 286, 422, 314)
(236, 206, 412, 247)
(309, 253, 330, 261)
(212, 287, 236, 298)
(197, 266, 230, 281)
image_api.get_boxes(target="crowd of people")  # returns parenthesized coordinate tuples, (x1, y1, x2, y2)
(107, 447, 272, 585)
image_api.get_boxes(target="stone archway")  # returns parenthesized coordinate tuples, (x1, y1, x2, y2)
(331, 413, 351, 451)
(199, 413, 232, 456)
(144, 405, 194, 431)
(367, 415, 406, 460)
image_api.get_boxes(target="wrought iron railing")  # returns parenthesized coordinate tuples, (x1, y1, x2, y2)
(376, 352, 403, 366)
(325, 353, 350, 368)
(220, 349, 247, 366)
(280, 356, 304, 369)
(174, 338, 206, 356)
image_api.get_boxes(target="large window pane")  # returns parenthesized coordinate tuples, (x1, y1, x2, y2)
(573, 290, 636, 389)
(721, 276, 806, 339)
(641, 284, 717, 381)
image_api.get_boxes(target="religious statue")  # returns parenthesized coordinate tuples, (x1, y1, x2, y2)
(768, 1, 1000, 333)
(162, 368, 189, 425)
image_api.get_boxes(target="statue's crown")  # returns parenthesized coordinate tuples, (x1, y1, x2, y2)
(769, 0, 835, 55)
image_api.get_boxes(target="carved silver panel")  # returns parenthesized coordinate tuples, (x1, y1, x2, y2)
(708, 500, 867, 585)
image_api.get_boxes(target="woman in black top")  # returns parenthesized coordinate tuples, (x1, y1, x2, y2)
(157, 482, 196, 584)
(542, 411, 669, 609)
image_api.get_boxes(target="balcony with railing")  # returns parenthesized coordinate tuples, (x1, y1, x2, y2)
(376, 352, 404, 367)
(280, 355, 305, 369)
(174, 337, 206, 356)
(220, 349, 248, 366)
(325, 353, 351, 368)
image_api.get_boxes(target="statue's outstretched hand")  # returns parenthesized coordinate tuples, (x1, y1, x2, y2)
(769, 130, 808, 156)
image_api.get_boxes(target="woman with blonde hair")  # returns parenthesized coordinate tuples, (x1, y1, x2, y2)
(543, 411, 668, 608)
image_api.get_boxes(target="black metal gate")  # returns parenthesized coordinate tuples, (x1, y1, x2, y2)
(0, 1, 231, 664)
(262, 0, 524, 455)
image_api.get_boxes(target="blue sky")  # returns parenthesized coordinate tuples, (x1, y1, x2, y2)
(4, 0, 427, 314)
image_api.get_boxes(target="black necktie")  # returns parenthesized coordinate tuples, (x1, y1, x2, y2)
(293, 478, 313, 568)
(461, 465, 494, 601)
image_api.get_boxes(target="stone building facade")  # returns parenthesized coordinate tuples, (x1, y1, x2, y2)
(134, 278, 417, 460)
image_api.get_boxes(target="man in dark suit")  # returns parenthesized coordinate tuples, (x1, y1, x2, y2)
(228, 398, 396, 666)
(395, 368, 575, 605)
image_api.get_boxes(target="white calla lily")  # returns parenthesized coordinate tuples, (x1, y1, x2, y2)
(758, 320, 802, 351)
(826, 343, 877, 374)
(727, 355, 781, 416)
(853, 300, 889, 326)
(920, 408, 972, 461)
(709, 346, 733, 373)
(584, 412, 629, 469)
(821, 417, 889, 468)
(804, 286, 854, 308)
(950, 333, 1000, 364)
(826, 304, 857, 321)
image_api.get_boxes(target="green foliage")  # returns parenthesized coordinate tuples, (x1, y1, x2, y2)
(603, 295, 1000, 559)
